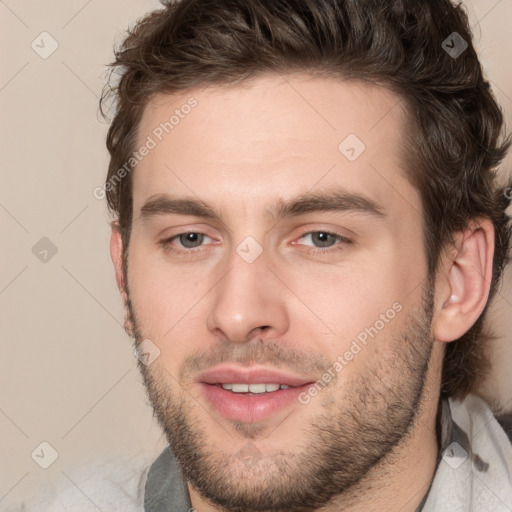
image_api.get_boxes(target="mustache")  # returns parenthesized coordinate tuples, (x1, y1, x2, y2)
(126, 298, 333, 380)
(177, 338, 333, 383)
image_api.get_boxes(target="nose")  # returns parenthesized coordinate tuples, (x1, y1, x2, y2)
(206, 243, 290, 344)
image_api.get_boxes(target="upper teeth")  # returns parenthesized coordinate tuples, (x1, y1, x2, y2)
(221, 383, 290, 393)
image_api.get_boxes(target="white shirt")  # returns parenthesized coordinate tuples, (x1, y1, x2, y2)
(8, 393, 512, 511)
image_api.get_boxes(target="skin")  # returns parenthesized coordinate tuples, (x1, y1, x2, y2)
(110, 74, 494, 511)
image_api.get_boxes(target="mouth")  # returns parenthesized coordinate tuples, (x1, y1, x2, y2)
(196, 365, 315, 423)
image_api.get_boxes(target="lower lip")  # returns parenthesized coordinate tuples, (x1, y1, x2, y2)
(199, 383, 311, 423)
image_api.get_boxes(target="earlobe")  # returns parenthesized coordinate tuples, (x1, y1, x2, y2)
(434, 219, 494, 342)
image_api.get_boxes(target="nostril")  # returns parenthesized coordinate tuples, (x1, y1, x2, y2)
(251, 325, 271, 338)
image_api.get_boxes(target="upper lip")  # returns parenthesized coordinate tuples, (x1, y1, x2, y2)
(196, 364, 315, 387)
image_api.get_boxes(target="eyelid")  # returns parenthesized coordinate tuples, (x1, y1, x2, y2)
(294, 230, 352, 244)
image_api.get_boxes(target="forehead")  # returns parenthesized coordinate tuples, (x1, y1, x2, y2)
(132, 74, 418, 222)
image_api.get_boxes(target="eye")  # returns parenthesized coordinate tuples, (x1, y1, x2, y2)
(159, 232, 213, 253)
(159, 230, 352, 256)
(294, 231, 352, 253)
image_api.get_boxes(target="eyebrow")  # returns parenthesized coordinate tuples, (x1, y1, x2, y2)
(138, 189, 387, 223)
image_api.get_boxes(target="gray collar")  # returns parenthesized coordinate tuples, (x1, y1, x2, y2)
(144, 446, 193, 511)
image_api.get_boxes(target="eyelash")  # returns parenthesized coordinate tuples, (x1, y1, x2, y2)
(158, 230, 352, 256)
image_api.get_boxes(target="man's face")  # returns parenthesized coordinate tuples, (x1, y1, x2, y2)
(120, 75, 436, 510)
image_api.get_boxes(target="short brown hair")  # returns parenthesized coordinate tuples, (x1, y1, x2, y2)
(100, 0, 512, 400)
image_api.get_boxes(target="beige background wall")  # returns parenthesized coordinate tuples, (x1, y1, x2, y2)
(1, 0, 511, 506)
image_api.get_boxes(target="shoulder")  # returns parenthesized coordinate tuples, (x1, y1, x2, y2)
(449, 394, 512, 505)
(448, 393, 512, 448)
(421, 394, 512, 511)
(11, 452, 151, 512)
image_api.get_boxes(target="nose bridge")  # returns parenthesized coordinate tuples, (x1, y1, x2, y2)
(207, 238, 288, 343)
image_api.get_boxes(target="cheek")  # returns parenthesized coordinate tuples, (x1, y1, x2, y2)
(127, 243, 207, 350)
(284, 250, 421, 369)
(289, 269, 399, 349)
(288, 253, 408, 329)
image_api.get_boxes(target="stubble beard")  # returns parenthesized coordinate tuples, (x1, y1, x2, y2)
(126, 279, 435, 512)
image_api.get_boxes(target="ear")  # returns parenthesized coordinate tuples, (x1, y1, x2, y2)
(433, 218, 495, 342)
(110, 223, 134, 337)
